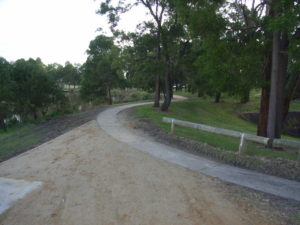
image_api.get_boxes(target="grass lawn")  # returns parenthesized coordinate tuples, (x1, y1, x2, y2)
(132, 92, 300, 161)
(0, 123, 42, 160)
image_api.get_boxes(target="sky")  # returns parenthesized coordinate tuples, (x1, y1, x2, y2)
(0, 0, 148, 65)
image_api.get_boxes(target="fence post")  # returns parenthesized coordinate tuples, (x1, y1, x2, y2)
(238, 133, 246, 154)
(171, 119, 175, 134)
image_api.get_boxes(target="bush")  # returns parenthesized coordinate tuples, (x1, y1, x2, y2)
(111, 88, 152, 103)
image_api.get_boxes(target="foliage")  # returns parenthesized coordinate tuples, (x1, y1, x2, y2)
(11, 58, 66, 119)
(80, 35, 124, 104)
(62, 62, 81, 87)
(121, 32, 163, 91)
(0, 57, 15, 130)
(111, 88, 151, 103)
(0, 56, 68, 129)
(132, 97, 299, 160)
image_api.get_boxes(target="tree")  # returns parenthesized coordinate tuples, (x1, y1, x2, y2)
(80, 35, 123, 104)
(121, 31, 163, 92)
(171, 0, 300, 140)
(159, 16, 191, 110)
(0, 57, 14, 130)
(62, 62, 81, 88)
(98, 0, 170, 107)
(11, 58, 64, 119)
(46, 63, 64, 86)
(266, 0, 300, 139)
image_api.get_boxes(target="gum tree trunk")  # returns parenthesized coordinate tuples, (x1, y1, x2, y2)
(257, 51, 271, 137)
(160, 71, 172, 111)
(267, 31, 288, 139)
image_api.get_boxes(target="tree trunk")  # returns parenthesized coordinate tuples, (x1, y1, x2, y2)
(198, 90, 204, 98)
(240, 88, 250, 104)
(267, 31, 288, 139)
(32, 109, 38, 120)
(153, 22, 162, 108)
(267, 31, 280, 139)
(282, 74, 300, 121)
(107, 86, 112, 105)
(276, 32, 289, 135)
(257, 52, 272, 137)
(153, 74, 160, 107)
(170, 83, 173, 99)
(215, 92, 221, 103)
(0, 116, 7, 131)
(161, 71, 172, 111)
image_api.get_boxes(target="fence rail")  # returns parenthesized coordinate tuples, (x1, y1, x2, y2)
(162, 117, 300, 159)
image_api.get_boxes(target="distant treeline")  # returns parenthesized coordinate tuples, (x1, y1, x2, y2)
(0, 57, 82, 130)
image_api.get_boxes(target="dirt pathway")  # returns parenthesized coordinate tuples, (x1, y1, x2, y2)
(0, 119, 289, 225)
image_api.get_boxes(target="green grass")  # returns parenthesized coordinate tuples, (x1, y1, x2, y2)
(0, 123, 42, 160)
(132, 95, 300, 161)
(290, 100, 300, 111)
(174, 91, 198, 99)
(290, 216, 300, 225)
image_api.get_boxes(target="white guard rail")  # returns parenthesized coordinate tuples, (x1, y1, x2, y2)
(162, 117, 300, 160)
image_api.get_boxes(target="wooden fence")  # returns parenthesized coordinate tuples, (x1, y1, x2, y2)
(162, 117, 300, 161)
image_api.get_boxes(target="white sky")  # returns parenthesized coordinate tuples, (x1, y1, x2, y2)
(0, 0, 148, 65)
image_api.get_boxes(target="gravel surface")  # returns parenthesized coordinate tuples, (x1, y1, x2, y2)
(0, 120, 291, 225)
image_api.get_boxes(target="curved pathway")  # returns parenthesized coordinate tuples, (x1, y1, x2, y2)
(97, 102, 300, 202)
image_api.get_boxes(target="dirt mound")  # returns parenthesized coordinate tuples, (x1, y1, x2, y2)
(240, 112, 300, 138)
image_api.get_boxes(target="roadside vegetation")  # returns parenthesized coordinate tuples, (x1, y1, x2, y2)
(132, 91, 300, 161)
(0, 88, 152, 162)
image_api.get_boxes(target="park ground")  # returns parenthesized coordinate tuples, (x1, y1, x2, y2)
(0, 107, 300, 224)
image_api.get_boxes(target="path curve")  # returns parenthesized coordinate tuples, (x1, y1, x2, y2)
(97, 102, 300, 202)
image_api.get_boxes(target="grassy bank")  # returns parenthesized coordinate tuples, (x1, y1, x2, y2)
(132, 93, 300, 161)
(0, 108, 104, 162)
(0, 123, 42, 160)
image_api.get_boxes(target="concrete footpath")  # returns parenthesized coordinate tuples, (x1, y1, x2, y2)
(97, 102, 300, 202)
(0, 178, 42, 215)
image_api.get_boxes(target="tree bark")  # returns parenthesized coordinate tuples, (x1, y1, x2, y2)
(32, 109, 38, 120)
(267, 31, 280, 139)
(0, 116, 7, 131)
(283, 74, 300, 121)
(153, 74, 160, 107)
(160, 71, 172, 111)
(106, 86, 112, 105)
(153, 23, 161, 108)
(153, 22, 161, 108)
(160, 41, 172, 111)
(257, 52, 272, 137)
(215, 92, 221, 103)
(276, 32, 289, 135)
(267, 31, 288, 139)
